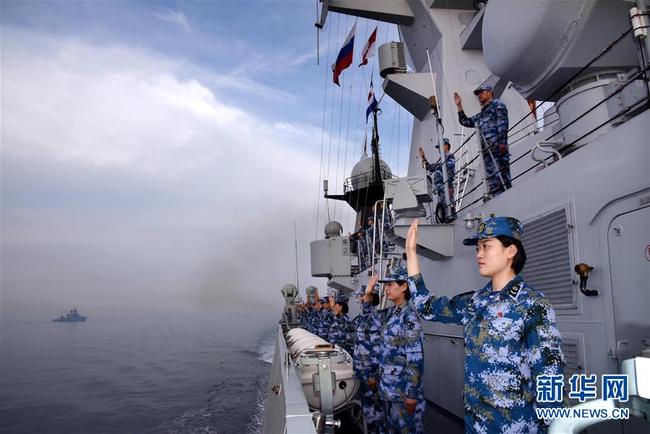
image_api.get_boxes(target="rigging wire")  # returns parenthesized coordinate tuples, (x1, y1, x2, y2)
(325, 14, 342, 223)
(341, 80, 354, 223)
(397, 101, 401, 175)
(456, 67, 650, 215)
(389, 100, 398, 172)
(333, 65, 346, 220)
(315, 16, 333, 238)
(333, 16, 350, 220)
(437, 25, 641, 214)
(510, 27, 634, 136)
(445, 26, 635, 164)
(345, 18, 373, 227)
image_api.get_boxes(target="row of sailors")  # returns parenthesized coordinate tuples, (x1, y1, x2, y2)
(297, 270, 425, 434)
(297, 216, 565, 434)
(297, 295, 354, 354)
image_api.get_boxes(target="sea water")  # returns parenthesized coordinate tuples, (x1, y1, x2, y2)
(0, 303, 277, 434)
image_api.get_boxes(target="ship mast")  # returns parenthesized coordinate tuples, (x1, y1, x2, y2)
(370, 105, 382, 188)
(322, 100, 386, 218)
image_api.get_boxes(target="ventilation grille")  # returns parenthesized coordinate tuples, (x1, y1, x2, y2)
(379, 42, 407, 78)
(561, 335, 585, 378)
(522, 208, 576, 310)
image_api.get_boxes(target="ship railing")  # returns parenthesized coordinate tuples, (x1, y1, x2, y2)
(352, 222, 397, 276)
(435, 24, 649, 217)
(342, 168, 397, 194)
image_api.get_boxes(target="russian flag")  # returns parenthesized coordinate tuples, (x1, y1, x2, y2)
(359, 27, 377, 67)
(332, 23, 356, 86)
(366, 80, 378, 123)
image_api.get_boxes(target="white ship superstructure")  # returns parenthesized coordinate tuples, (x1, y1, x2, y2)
(263, 1, 650, 433)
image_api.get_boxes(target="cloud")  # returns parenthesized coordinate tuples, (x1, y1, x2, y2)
(231, 48, 317, 78)
(1, 28, 351, 310)
(153, 9, 191, 32)
(2, 29, 318, 171)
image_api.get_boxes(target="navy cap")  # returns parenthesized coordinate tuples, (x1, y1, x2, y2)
(473, 84, 493, 95)
(335, 294, 349, 304)
(435, 137, 451, 149)
(319, 297, 329, 304)
(462, 216, 523, 246)
(378, 266, 409, 283)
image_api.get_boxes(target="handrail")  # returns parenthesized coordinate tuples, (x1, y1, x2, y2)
(343, 168, 396, 194)
(423, 331, 464, 340)
(532, 141, 563, 167)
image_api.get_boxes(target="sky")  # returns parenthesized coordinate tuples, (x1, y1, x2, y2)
(1, 0, 411, 312)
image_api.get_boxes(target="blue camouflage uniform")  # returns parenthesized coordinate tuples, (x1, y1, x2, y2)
(376, 267, 425, 434)
(316, 299, 334, 339)
(301, 287, 318, 333)
(412, 217, 565, 434)
(378, 207, 396, 255)
(301, 307, 317, 333)
(424, 140, 457, 220)
(365, 224, 376, 256)
(458, 88, 511, 196)
(353, 287, 386, 434)
(357, 231, 369, 271)
(328, 295, 353, 353)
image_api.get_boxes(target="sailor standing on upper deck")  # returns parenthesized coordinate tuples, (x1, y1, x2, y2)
(419, 137, 457, 222)
(454, 85, 512, 196)
(406, 217, 564, 433)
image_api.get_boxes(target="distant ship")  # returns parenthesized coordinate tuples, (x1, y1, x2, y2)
(52, 308, 87, 323)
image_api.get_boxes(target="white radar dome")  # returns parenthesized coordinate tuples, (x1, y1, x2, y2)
(350, 157, 393, 190)
(324, 221, 343, 238)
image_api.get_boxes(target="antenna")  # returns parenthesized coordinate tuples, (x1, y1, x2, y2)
(315, 0, 320, 65)
(294, 221, 300, 289)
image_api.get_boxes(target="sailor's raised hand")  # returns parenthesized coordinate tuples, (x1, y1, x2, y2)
(406, 219, 419, 253)
(418, 146, 426, 161)
(367, 273, 379, 292)
(405, 398, 417, 415)
(453, 92, 463, 110)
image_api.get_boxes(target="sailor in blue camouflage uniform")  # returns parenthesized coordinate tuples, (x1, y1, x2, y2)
(353, 285, 386, 434)
(327, 294, 354, 353)
(454, 85, 511, 196)
(305, 296, 323, 335)
(316, 297, 334, 340)
(375, 202, 396, 254)
(406, 217, 565, 434)
(356, 229, 369, 271)
(419, 137, 457, 222)
(373, 267, 425, 434)
(366, 216, 376, 256)
(301, 287, 318, 333)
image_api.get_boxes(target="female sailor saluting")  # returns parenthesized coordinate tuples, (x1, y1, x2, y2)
(369, 267, 425, 434)
(406, 217, 564, 434)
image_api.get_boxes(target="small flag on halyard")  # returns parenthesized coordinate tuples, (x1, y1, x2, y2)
(362, 130, 368, 157)
(359, 27, 378, 67)
(332, 23, 356, 86)
(366, 80, 378, 123)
